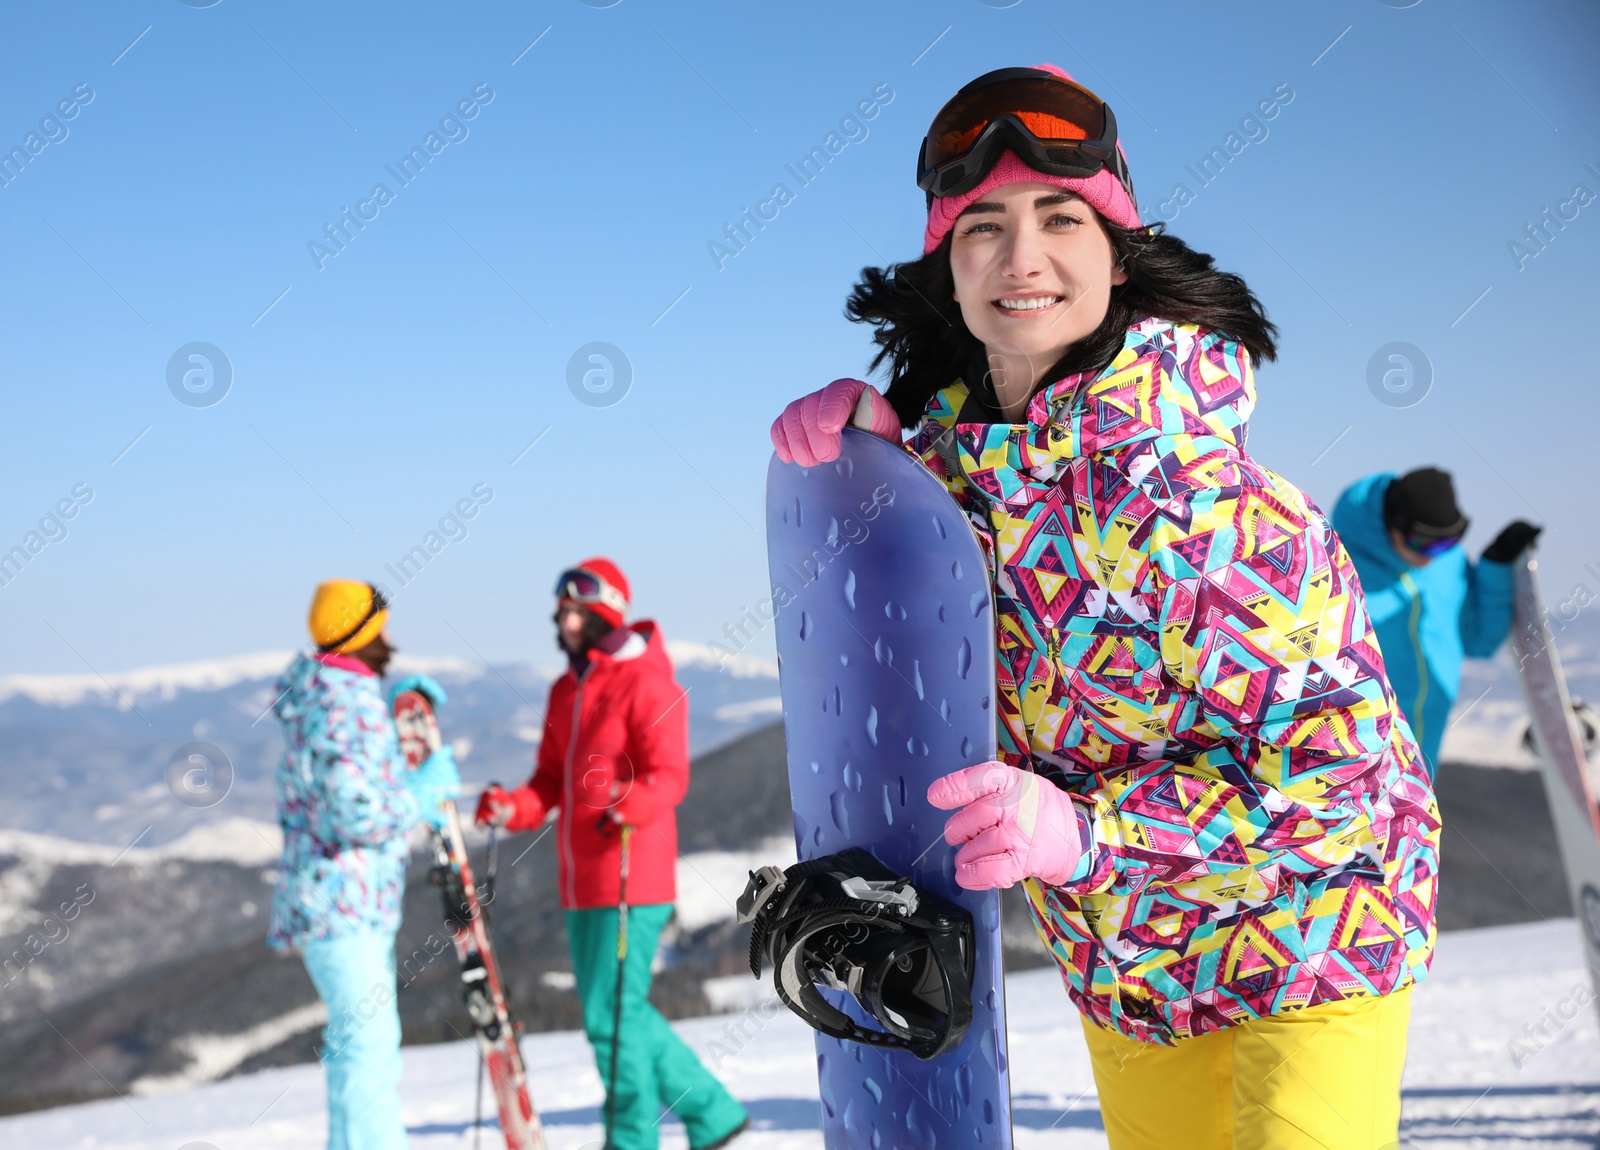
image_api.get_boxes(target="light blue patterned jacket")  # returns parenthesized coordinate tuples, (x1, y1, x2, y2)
(267, 653, 419, 950)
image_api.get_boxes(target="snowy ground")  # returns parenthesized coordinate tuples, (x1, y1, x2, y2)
(6, 919, 1599, 1149)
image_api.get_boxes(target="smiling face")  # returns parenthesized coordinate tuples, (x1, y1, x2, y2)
(949, 182, 1126, 392)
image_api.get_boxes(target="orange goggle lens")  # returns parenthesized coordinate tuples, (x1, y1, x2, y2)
(925, 76, 1106, 171)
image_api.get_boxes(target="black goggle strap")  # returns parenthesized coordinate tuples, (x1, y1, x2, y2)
(316, 583, 388, 653)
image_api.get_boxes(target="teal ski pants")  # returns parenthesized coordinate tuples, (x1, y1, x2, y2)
(302, 929, 408, 1150)
(567, 904, 748, 1150)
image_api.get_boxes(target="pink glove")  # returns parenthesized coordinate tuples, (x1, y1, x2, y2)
(927, 762, 1084, 890)
(770, 378, 901, 467)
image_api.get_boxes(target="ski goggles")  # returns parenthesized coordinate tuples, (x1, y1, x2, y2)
(738, 849, 974, 1061)
(553, 567, 628, 614)
(916, 67, 1132, 203)
(1403, 522, 1468, 558)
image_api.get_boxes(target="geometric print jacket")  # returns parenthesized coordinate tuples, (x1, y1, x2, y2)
(905, 317, 1441, 1044)
(267, 653, 419, 951)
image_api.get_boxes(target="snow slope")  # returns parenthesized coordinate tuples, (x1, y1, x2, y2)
(5, 918, 1597, 1149)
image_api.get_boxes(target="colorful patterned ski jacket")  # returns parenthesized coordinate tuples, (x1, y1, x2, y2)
(267, 652, 419, 951)
(906, 317, 1441, 1044)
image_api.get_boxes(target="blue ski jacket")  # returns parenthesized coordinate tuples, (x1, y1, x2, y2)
(1331, 472, 1516, 774)
(267, 653, 420, 950)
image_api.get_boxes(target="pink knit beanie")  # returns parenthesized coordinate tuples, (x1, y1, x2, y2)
(922, 64, 1141, 255)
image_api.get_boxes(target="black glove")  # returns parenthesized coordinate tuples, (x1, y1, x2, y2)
(1482, 520, 1542, 564)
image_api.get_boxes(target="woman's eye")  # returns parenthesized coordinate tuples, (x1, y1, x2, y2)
(1048, 213, 1084, 228)
(961, 221, 999, 235)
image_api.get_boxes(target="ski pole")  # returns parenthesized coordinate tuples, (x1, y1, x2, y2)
(604, 824, 634, 1150)
(470, 824, 499, 1150)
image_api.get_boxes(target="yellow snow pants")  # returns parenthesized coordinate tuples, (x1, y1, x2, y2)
(1083, 987, 1411, 1150)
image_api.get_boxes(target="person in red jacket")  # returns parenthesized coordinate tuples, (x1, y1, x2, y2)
(476, 558, 747, 1150)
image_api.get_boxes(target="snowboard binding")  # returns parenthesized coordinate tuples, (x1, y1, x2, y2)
(737, 849, 974, 1060)
(1521, 698, 1600, 756)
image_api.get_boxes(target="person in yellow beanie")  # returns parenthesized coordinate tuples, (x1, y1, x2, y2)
(308, 578, 394, 664)
(268, 580, 459, 1150)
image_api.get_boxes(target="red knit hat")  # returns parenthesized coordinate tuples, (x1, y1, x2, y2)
(558, 556, 630, 629)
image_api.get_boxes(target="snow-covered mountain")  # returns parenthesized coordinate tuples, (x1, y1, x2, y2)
(0, 643, 780, 850)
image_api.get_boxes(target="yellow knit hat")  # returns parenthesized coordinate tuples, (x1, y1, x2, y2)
(308, 580, 389, 654)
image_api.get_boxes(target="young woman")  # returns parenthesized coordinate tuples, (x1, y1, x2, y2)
(269, 580, 460, 1150)
(770, 65, 1439, 1150)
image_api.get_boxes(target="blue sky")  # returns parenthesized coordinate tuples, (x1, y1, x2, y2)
(0, 0, 1596, 675)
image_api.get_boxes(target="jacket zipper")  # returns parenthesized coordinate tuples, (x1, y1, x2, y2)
(561, 679, 584, 906)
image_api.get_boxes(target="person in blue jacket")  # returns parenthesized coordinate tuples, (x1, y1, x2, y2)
(268, 580, 460, 1150)
(1332, 468, 1540, 777)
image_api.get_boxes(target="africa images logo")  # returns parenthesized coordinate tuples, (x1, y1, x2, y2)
(166, 342, 233, 408)
(1365, 342, 1432, 409)
(566, 342, 632, 408)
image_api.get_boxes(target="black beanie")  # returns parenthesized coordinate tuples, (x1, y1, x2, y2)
(1383, 467, 1467, 536)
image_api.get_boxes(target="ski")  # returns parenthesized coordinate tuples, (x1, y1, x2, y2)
(392, 688, 546, 1150)
(1511, 552, 1600, 1020)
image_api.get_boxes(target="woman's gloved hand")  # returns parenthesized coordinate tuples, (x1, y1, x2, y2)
(474, 782, 548, 831)
(770, 378, 900, 466)
(927, 761, 1084, 890)
(405, 746, 461, 831)
(387, 673, 448, 709)
(1482, 520, 1542, 564)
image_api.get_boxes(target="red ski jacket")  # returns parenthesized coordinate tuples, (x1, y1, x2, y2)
(515, 622, 689, 909)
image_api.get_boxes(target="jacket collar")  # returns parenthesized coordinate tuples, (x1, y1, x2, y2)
(314, 651, 376, 676)
(591, 624, 649, 663)
(569, 621, 660, 680)
(943, 318, 1254, 467)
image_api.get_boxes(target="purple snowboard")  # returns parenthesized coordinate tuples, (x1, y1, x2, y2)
(765, 429, 1012, 1148)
